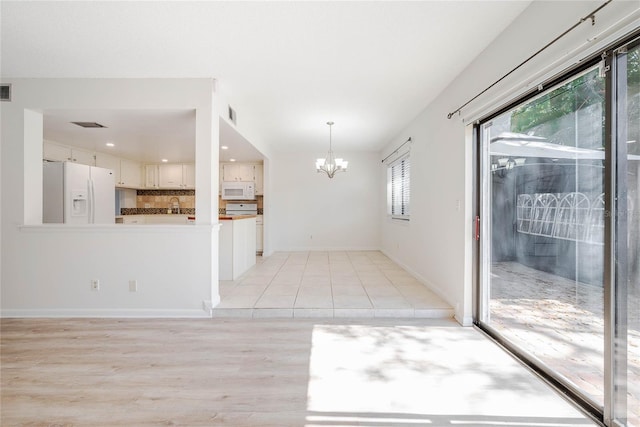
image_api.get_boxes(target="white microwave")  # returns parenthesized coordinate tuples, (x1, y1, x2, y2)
(221, 181, 256, 200)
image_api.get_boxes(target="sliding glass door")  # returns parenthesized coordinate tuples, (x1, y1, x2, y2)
(613, 40, 639, 427)
(477, 35, 639, 426)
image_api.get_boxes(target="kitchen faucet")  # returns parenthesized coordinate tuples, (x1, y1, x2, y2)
(168, 197, 180, 214)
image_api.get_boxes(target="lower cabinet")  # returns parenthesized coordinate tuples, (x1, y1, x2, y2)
(219, 217, 257, 280)
(118, 215, 146, 224)
(256, 215, 263, 254)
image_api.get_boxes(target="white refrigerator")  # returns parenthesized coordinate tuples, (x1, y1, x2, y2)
(43, 161, 116, 224)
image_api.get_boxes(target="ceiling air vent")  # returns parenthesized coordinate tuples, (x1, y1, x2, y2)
(0, 84, 11, 102)
(71, 121, 107, 128)
(228, 106, 237, 125)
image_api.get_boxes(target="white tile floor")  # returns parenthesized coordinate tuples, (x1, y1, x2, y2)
(215, 251, 454, 318)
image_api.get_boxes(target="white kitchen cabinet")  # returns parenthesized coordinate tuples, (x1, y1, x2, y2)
(119, 159, 142, 188)
(158, 164, 183, 188)
(44, 141, 95, 166)
(222, 163, 255, 182)
(73, 149, 97, 166)
(219, 217, 257, 280)
(254, 164, 264, 195)
(256, 215, 263, 254)
(145, 164, 159, 188)
(95, 152, 120, 173)
(157, 163, 194, 189)
(182, 163, 195, 189)
(120, 215, 146, 224)
(96, 153, 142, 188)
(116, 214, 192, 225)
(43, 142, 70, 162)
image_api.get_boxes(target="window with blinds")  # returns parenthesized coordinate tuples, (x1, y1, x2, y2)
(388, 154, 410, 220)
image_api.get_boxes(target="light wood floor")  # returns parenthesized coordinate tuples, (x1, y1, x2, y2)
(1, 317, 596, 426)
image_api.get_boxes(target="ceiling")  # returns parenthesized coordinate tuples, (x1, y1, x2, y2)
(44, 109, 197, 164)
(2, 1, 532, 157)
(43, 109, 263, 164)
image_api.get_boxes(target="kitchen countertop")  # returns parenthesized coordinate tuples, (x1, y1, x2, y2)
(218, 215, 257, 220)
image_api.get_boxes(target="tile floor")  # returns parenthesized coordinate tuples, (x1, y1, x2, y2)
(215, 251, 453, 319)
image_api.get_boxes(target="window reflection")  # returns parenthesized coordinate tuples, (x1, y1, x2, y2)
(483, 66, 606, 407)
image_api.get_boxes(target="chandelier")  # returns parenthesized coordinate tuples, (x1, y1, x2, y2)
(316, 121, 348, 178)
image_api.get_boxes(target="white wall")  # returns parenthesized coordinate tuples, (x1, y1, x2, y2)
(270, 151, 380, 252)
(213, 82, 276, 256)
(379, 1, 640, 325)
(1, 78, 220, 317)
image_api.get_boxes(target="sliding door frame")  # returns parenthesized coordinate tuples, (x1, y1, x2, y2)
(473, 29, 640, 427)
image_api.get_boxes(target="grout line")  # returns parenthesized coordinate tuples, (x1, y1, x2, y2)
(250, 254, 287, 308)
(217, 251, 452, 318)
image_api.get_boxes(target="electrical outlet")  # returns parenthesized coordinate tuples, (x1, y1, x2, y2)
(129, 280, 137, 292)
(91, 279, 100, 291)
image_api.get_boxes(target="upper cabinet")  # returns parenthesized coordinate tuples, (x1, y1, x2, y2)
(120, 159, 143, 188)
(222, 163, 255, 182)
(254, 164, 264, 195)
(95, 153, 142, 188)
(43, 141, 95, 166)
(220, 162, 263, 195)
(158, 163, 183, 188)
(43, 141, 194, 190)
(152, 163, 195, 189)
(182, 164, 196, 189)
(145, 164, 159, 188)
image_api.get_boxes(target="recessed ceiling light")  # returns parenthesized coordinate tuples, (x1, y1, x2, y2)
(161, 159, 168, 163)
(229, 158, 236, 162)
(106, 142, 115, 147)
(221, 145, 229, 150)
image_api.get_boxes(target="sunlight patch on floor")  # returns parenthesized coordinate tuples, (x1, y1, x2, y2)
(305, 323, 594, 427)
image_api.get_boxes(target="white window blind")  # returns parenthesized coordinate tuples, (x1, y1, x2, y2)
(389, 154, 410, 219)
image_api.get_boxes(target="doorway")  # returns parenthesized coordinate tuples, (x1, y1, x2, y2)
(476, 37, 639, 426)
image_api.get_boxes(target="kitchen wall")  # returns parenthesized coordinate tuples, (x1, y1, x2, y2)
(129, 189, 196, 215)
(1, 78, 220, 317)
(378, 1, 640, 325)
(270, 150, 380, 252)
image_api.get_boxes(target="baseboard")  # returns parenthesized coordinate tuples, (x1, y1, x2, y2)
(281, 246, 381, 252)
(380, 249, 460, 318)
(0, 308, 211, 318)
(454, 314, 474, 327)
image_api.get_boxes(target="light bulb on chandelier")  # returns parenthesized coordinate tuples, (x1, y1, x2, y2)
(316, 121, 348, 179)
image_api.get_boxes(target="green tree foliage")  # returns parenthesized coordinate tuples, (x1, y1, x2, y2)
(510, 68, 604, 139)
(510, 48, 639, 154)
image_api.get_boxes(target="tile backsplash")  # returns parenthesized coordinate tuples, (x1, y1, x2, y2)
(137, 189, 195, 210)
(120, 190, 262, 216)
(117, 189, 196, 215)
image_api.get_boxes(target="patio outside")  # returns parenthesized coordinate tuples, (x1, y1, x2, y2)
(489, 261, 639, 426)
